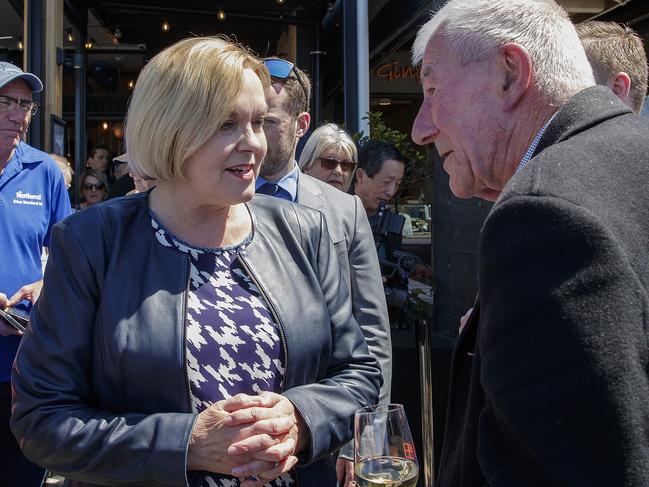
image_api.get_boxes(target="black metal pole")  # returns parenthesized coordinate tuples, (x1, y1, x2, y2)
(342, 0, 359, 135)
(73, 15, 87, 210)
(312, 25, 322, 127)
(25, 0, 44, 149)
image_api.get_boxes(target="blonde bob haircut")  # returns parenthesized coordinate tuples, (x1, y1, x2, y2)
(298, 123, 358, 191)
(125, 36, 269, 181)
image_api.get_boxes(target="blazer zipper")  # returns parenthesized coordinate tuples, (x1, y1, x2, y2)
(236, 252, 289, 391)
(182, 255, 192, 412)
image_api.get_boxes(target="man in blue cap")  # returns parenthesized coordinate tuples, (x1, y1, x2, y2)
(0, 62, 71, 486)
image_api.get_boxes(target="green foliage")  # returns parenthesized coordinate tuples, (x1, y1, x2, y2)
(354, 111, 427, 199)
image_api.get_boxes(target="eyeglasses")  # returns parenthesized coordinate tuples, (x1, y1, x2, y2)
(319, 157, 356, 173)
(263, 58, 309, 106)
(0, 94, 39, 116)
(83, 183, 105, 191)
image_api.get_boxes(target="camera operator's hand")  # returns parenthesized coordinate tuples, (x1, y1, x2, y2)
(459, 307, 474, 334)
(409, 263, 431, 280)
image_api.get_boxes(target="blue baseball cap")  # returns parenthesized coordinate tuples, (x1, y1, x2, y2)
(0, 62, 43, 92)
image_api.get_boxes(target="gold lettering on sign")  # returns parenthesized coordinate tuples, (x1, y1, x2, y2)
(376, 60, 421, 83)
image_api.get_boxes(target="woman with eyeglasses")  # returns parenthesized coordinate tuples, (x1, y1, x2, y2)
(298, 123, 357, 192)
(10, 36, 380, 487)
(77, 169, 108, 210)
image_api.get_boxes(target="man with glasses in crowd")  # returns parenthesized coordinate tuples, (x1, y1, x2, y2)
(0, 62, 71, 486)
(259, 57, 391, 487)
(351, 140, 406, 259)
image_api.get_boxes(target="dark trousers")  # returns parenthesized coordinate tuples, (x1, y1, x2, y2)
(0, 381, 46, 487)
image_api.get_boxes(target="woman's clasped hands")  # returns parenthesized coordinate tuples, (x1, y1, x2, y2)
(187, 391, 308, 487)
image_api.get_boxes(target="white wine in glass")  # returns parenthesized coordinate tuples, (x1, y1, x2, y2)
(354, 404, 419, 487)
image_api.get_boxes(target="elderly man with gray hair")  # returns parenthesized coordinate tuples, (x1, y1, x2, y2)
(411, 1, 649, 486)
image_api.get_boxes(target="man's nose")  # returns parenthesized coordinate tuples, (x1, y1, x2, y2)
(411, 102, 438, 146)
(7, 107, 27, 123)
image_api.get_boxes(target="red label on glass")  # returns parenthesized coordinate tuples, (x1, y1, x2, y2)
(404, 442, 416, 460)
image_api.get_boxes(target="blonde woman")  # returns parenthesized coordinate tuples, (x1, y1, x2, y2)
(298, 123, 357, 192)
(11, 37, 380, 487)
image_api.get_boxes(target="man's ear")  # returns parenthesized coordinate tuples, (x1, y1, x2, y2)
(608, 72, 631, 105)
(499, 43, 532, 112)
(295, 111, 311, 138)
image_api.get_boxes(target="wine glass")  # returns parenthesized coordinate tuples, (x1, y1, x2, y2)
(354, 403, 419, 487)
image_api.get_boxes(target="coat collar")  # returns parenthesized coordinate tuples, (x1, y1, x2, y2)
(533, 86, 631, 158)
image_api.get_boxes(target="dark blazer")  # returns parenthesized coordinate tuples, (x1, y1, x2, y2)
(438, 87, 649, 487)
(297, 173, 391, 458)
(11, 193, 381, 487)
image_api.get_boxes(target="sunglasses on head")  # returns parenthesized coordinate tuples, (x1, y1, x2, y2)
(263, 58, 309, 104)
(83, 183, 105, 191)
(319, 157, 356, 173)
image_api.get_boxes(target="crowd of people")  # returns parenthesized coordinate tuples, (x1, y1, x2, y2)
(1, 0, 648, 486)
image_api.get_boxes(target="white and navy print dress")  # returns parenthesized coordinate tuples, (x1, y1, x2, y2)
(152, 215, 296, 487)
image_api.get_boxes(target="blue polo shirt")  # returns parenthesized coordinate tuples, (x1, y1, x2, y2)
(0, 142, 72, 382)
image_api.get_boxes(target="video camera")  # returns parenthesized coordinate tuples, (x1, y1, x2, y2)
(370, 201, 422, 310)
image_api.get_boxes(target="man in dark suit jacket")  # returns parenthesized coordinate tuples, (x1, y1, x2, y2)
(257, 59, 391, 487)
(411, 0, 649, 486)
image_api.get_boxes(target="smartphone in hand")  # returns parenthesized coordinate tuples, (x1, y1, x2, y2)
(0, 307, 29, 333)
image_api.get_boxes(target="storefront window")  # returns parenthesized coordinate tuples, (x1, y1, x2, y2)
(0, 0, 25, 67)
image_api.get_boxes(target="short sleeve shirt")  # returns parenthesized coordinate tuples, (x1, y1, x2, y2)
(0, 142, 72, 381)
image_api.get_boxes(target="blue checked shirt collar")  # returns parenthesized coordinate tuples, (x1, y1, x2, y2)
(515, 114, 556, 175)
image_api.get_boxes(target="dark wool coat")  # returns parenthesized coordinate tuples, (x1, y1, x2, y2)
(438, 86, 649, 487)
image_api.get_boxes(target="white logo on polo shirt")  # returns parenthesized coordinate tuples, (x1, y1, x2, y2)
(13, 190, 43, 206)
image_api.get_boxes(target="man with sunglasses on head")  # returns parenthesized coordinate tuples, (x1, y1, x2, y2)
(259, 57, 391, 487)
(0, 62, 71, 486)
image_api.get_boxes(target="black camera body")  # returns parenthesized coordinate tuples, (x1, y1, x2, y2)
(370, 201, 420, 310)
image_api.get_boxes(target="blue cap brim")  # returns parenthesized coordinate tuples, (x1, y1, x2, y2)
(0, 72, 44, 93)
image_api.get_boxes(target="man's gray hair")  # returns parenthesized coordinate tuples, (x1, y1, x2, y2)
(412, 0, 595, 106)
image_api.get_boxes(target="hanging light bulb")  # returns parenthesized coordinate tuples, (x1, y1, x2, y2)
(84, 38, 94, 49)
(162, 20, 170, 32)
(102, 121, 109, 131)
(217, 9, 226, 21)
(276, 0, 285, 4)
(17, 37, 23, 50)
(66, 28, 74, 43)
(127, 80, 135, 89)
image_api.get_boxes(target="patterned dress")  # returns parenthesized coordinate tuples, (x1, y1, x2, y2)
(151, 215, 296, 487)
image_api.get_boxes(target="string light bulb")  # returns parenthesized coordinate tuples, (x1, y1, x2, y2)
(162, 20, 170, 32)
(217, 9, 226, 21)
(127, 80, 135, 89)
(84, 38, 94, 49)
(102, 121, 109, 131)
(17, 37, 23, 50)
(276, 0, 285, 4)
(66, 28, 74, 42)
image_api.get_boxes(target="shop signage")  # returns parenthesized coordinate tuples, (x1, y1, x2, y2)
(370, 50, 422, 94)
